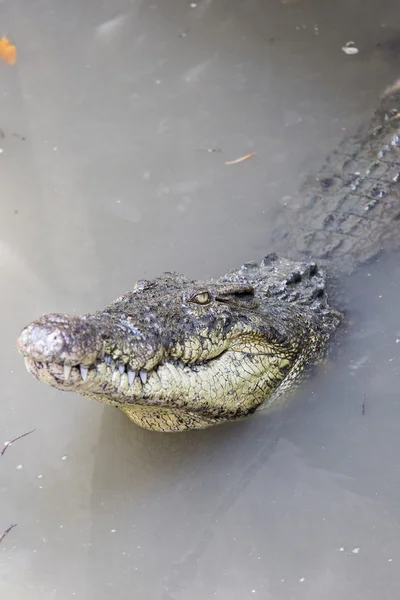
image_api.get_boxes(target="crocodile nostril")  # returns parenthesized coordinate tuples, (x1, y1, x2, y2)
(286, 271, 302, 285)
(307, 263, 318, 277)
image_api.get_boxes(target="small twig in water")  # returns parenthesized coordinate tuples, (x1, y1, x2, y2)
(0, 524, 17, 544)
(225, 152, 255, 165)
(1, 429, 36, 456)
(362, 394, 366, 416)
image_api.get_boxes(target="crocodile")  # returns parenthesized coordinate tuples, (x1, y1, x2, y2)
(17, 79, 400, 432)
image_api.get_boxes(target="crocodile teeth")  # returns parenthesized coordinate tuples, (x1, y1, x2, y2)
(127, 370, 136, 386)
(64, 365, 72, 381)
(139, 370, 147, 385)
(111, 361, 116, 373)
(80, 366, 88, 381)
(104, 355, 111, 366)
(118, 363, 125, 375)
(96, 362, 107, 377)
(24, 357, 30, 371)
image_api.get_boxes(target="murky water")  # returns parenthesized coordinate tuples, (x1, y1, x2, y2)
(1, 0, 399, 598)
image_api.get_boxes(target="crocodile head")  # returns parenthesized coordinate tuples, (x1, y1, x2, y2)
(17, 264, 339, 432)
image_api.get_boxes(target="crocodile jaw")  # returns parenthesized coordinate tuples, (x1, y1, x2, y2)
(21, 344, 292, 425)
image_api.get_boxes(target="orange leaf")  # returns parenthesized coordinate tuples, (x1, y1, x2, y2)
(0, 36, 17, 65)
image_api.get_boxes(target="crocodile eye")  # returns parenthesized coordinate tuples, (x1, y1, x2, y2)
(133, 279, 155, 292)
(190, 292, 211, 305)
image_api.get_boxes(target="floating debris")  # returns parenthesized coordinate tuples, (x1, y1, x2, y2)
(196, 147, 223, 153)
(1, 429, 36, 456)
(225, 152, 255, 165)
(0, 36, 16, 65)
(0, 524, 17, 544)
(342, 41, 359, 55)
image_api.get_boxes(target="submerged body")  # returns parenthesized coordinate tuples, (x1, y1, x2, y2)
(17, 80, 400, 432)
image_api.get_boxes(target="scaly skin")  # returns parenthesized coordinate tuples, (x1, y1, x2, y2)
(17, 80, 400, 432)
(17, 258, 340, 431)
(273, 79, 400, 266)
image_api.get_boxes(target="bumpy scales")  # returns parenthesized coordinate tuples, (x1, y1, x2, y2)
(17, 80, 400, 432)
(17, 258, 339, 431)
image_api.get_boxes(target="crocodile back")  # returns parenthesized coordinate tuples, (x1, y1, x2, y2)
(273, 80, 400, 271)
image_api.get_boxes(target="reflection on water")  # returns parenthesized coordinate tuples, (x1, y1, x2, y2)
(1, 0, 399, 598)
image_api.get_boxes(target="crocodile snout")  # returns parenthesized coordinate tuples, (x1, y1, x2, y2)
(17, 314, 101, 366)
